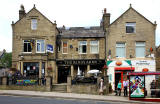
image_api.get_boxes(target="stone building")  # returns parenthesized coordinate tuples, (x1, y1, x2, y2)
(156, 46, 160, 71)
(103, 5, 157, 91)
(12, 5, 59, 84)
(57, 27, 106, 83)
(12, 5, 106, 85)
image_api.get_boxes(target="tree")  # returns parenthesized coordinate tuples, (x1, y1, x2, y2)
(0, 52, 12, 68)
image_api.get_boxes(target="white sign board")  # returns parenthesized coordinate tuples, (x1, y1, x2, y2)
(132, 60, 155, 66)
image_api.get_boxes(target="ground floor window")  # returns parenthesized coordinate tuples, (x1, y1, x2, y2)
(23, 62, 39, 78)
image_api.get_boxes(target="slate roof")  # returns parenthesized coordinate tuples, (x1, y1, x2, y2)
(59, 26, 105, 38)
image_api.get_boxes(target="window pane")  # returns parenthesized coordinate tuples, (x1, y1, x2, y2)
(126, 23, 136, 33)
(36, 40, 45, 52)
(90, 41, 99, 53)
(31, 19, 37, 30)
(82, 45, 86, 53)
(62, 41, 67, 53)
(91, 46, 98, 53)
(79, 41, 87, 54)
(28, 43, 31, 52)
(37, 43, 40, 52)
(79, 45, 82, 53)
(63, 48, 67, 53)
(24, 41, 31, 52)
(136, 42, 145, 57)
(24, 43, 27, 52)
(116, 43, 125, 57)
(63, 42, 67, 47)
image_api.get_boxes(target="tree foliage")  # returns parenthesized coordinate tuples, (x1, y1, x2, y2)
(0, 52, 12, 68)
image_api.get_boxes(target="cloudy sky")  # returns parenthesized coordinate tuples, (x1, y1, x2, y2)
(0, 0, 160, 52)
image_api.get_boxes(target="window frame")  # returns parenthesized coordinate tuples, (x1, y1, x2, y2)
(90, 40, 99, 54)
(126, 22, 136, 33)
(31, 19, 37, 30)
(116, 43, 126, 58)
(36, 40, 45, 53)
(78, 41, 87, 54)
(135, 42, 145, 58)
(23, 40, 32, 53)
(62, 41, 68, 54)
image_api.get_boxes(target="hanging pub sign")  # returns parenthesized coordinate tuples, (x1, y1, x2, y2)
(130, 75, 145, 98)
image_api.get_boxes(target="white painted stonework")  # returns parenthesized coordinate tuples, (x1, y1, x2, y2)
(107, 59, 156, 92)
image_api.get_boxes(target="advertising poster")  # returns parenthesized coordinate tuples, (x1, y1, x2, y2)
(130, 75, 145, 98)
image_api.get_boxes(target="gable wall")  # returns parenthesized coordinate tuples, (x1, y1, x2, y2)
(12, 8, 57, 67)
(107, 8, 156, 59)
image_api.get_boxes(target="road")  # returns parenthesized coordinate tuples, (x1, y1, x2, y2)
(0, 95, 132, 104)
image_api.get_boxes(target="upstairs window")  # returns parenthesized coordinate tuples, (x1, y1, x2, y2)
(79, 41, 87, 54)
(116, 43, 125, 58)
(90, 41, 99, 54)
(36, 40, 45, 53)
(136, 42, 145, 57)
(31, 19, 37, 30)
(24, 40, 31, 52)
(126, 22, 136, 33)
(62, 41, 68, 54)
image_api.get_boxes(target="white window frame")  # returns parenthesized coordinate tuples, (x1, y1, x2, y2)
(62, 41, 68, 54)
(79, 41, 87, 54)
(90, 41, 99, 54)
(31, 19, 37, 30)
(36, 40, 45, 53)
(116, 43, 126, 58)
(126, 22, 136, 33)
(135, 42, 145, 58)
(23, 40, 32, 53)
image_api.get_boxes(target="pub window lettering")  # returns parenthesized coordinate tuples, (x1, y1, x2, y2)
(23, 40, 31, 52)
(79, 41, 87, 54)
(126, 22, 136, 33)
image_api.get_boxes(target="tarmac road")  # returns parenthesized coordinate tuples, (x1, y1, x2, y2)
(0, 95, 135, 104)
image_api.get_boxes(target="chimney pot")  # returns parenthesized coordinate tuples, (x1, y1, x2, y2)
(19, 4, 26, 19)
(104, 8, 106, 14)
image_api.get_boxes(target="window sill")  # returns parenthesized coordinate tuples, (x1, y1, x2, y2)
(90, 53, 99, 54)
(79, 53, 87, 54)
(22, 52, 32, 54)
(36, 52, 45, 53)
(62, 53, 68, 54)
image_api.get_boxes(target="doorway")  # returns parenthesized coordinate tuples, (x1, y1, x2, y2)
(58, 66, 71, 83)
(115, 72, 121, 90)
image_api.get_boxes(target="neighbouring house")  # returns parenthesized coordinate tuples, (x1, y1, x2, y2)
(156, 46, 160, 71)
(103, 5, 157, 94)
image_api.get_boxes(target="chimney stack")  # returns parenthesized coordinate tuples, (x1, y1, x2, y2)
(101, 8, 110, 31)
(19, 4, 26, 19)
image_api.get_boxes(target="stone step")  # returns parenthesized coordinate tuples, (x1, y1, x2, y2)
(52, 84, 67, 92)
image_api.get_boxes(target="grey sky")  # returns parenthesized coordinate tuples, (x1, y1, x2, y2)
(0, 0, 160, 52)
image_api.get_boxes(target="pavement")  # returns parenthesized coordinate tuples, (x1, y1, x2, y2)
(0, 90, 157, 103)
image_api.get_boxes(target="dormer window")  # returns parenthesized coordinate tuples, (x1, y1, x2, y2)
(126, 22, 136, 33)
(31, 19, 37, 30)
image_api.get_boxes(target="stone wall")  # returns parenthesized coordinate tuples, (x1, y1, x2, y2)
(71, 84, 98, 94)
(0, 85, 46, 91)
(57, 38, 105, 60)
(107, 7, 156, 59)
